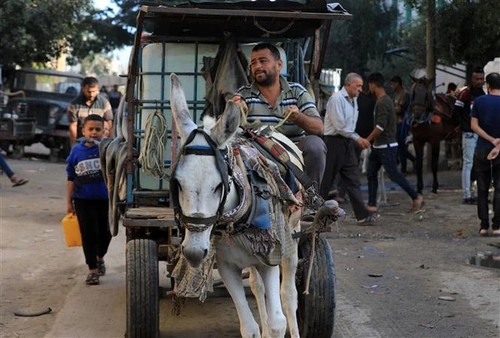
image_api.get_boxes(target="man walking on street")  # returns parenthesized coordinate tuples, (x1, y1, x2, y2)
(68, 77, 114, 145)
(365, 73, 423, 213)
(320, 73, 375, 224)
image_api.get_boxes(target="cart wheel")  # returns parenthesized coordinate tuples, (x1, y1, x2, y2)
(126, 239, 159, 338)
(296, 235, 336, 338)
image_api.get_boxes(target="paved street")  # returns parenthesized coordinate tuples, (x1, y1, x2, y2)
(1, 157, 499, 337)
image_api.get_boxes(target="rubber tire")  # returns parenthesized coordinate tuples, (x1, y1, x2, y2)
(296, 235, 336, 338)
(126, 239, 159, 338)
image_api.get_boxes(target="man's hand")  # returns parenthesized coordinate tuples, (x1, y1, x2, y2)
(357, 137, 371, 149)
(284, 106, 301, 122)
(233, 95, 248, 114)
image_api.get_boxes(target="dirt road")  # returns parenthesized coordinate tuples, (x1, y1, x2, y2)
(1, 157, 499, 338)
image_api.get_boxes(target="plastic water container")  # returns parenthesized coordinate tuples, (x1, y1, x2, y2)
(61, 213, 82, 247)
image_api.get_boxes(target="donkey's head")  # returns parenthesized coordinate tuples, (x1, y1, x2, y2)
(170, 74, 240, 267)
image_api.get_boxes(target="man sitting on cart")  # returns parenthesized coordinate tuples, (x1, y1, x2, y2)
(234, 43, 326, 193)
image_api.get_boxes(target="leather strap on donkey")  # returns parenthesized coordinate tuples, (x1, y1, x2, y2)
(243, 129, 324, 209)
(170, 128, 230, 229)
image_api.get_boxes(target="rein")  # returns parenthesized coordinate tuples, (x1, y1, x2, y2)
(170, 128, 230, 232)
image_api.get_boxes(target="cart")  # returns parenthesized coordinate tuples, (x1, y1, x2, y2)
(117, 1, 351, 337)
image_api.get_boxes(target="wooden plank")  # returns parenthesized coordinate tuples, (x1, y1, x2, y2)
(125, 207, 175, 219)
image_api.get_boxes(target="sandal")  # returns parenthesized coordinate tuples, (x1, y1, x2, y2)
(12, 178, 28, 187)
(97, 261, 106, 276)
(85, 272, 100, 285)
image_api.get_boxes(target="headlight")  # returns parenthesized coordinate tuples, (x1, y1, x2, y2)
(48, 105, 60, 125)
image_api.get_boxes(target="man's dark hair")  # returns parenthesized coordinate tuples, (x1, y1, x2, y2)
(472, 66, 484, 75)
(485, 72, 500, 90)
(390, 75, 403, 86)
(83, 114, 104, 126)
(252, 43, 281, 60)
(368, 72, 385, 88)
(82, 76, 99, 88)
(447, 82, 457, 91)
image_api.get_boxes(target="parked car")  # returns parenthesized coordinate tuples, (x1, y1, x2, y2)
(0, 68, 84, 159)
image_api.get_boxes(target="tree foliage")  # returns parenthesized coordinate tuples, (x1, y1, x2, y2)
(0, 0, 133, 68)
(435, 0, 500, 66)
(323, 0, 400, 79)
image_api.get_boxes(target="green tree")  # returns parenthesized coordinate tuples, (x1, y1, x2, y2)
(435, 0, 500, 66)
(324, 0, 401, 79)
(0, 0, 133, 68)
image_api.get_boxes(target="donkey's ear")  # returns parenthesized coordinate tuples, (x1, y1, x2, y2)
(210, 100, 241, 148)
(170, 73, 197, 143)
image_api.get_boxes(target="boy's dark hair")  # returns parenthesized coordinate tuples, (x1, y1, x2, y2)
(485, 72, 500, 90)
(252, 43, 281, 60)
(368, 72, 385, 88)
(447, 82, 457, 91)
(83, 114, 104, 126)
(390, 75, 403, 86)
(82, 76, 99, 88)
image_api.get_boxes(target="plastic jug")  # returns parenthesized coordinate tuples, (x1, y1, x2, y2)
(61, 213, 82, 247)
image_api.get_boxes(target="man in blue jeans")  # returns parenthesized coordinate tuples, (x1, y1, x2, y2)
(454, 66, 485, 204)
(365, 73, 423, 213)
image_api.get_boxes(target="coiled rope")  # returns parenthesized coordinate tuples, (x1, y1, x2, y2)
(138, 110, 169, 179)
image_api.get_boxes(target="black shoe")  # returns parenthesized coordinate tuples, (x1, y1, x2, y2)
(97, 261, 106, 276)
(357, 214, 378, 225)
(462, 198, 477, 205)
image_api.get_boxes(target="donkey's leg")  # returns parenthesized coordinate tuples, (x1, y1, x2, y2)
(413, 139, 425, 194)
(218, 260, 261, 338)
(280, 249, 300, 338)
(431, 141, 440, 193)
(280, 210, 301, 338)
(248, 267, 270, 337)
(256, 264, 287, 338)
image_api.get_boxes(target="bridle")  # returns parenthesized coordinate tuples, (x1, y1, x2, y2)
(170, 128, 230, 232)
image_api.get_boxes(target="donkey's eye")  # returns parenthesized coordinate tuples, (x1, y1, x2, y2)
(214, 183, 223, 193)
(173, 180, 183, 192)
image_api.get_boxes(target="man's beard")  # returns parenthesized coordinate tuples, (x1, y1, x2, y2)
(254, 71, 277, 87)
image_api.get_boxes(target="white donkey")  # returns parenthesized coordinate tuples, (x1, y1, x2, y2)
(169, 73, 302, 338)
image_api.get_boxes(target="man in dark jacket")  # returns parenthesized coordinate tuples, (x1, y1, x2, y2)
(454, 66, 485, 204)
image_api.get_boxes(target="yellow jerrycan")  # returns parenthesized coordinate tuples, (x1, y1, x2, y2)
(61, 213, 82, 247)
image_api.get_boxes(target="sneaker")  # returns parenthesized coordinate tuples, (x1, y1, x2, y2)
(85, 272, 100, 285)
(492, 229, 500, 237)
(357, 214, 378, 225)
(97, 261, 106, 276)
(479, 229, 488, 237)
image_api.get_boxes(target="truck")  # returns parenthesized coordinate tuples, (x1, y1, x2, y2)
(0, 68, 84, 159)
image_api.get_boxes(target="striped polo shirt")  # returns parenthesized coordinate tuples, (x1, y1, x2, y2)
(67, 94, 113, 136)
(236, 77, 320, 141)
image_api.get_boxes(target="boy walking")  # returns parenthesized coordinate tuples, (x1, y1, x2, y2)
(365, 73, 424, 213)
(66, 115, 111, 285)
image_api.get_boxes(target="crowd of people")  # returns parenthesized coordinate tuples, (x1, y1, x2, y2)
(234, 43, 499, 236)
(4, 43, 499, 287)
